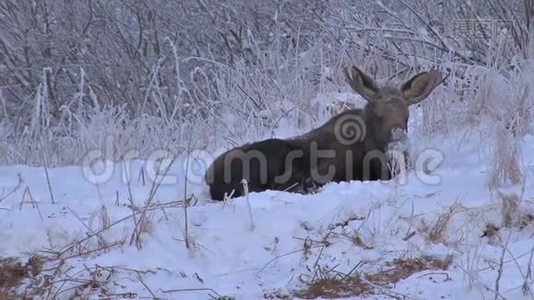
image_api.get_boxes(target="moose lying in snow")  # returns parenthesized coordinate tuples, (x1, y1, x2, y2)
(205, 66, 443, 201)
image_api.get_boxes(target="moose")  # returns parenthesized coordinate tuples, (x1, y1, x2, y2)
(205, 66, 443, 201)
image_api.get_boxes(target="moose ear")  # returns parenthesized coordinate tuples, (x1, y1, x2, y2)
(401, 69, 443, 105)
(344, 66, 380, 102)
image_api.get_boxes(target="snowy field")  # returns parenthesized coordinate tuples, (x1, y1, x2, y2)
(1, 92, 533, 300)
(3, 1, 534, 299)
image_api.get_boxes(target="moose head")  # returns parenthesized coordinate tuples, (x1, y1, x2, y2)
(344, 66, 443, 147)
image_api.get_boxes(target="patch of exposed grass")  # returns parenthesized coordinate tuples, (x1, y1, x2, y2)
(295, 273, 372, 299)
(294, 255, 453, 299)
(366, 255, 453, 286)
(0, 255, 42, 298)
(419, 202, 462, 245)
(0, 258, 26, 290)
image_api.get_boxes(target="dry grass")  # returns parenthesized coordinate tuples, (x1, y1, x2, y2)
(0, 258, 26, 291)
(485, 71, 531, 228)
(0, 255, 43, 297)
(418, 202, 462, 245)
(366, 255, 453, 285)
(0, 200, 186, 299)
(481, 223, 501, 245)
(519, 212, 534, 229)
(497, 192, 521, 227)
(294, 255, 453, 299)
(295, 274, 372, 299)
(429, 205, 461, 243)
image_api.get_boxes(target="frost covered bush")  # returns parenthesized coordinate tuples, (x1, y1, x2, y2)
(0, 0, 532, 166)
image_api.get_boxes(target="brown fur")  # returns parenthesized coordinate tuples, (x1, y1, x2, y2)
(205, 66, 443, 201)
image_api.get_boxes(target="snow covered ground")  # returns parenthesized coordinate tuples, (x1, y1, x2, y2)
(1, 94, 533, 299)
